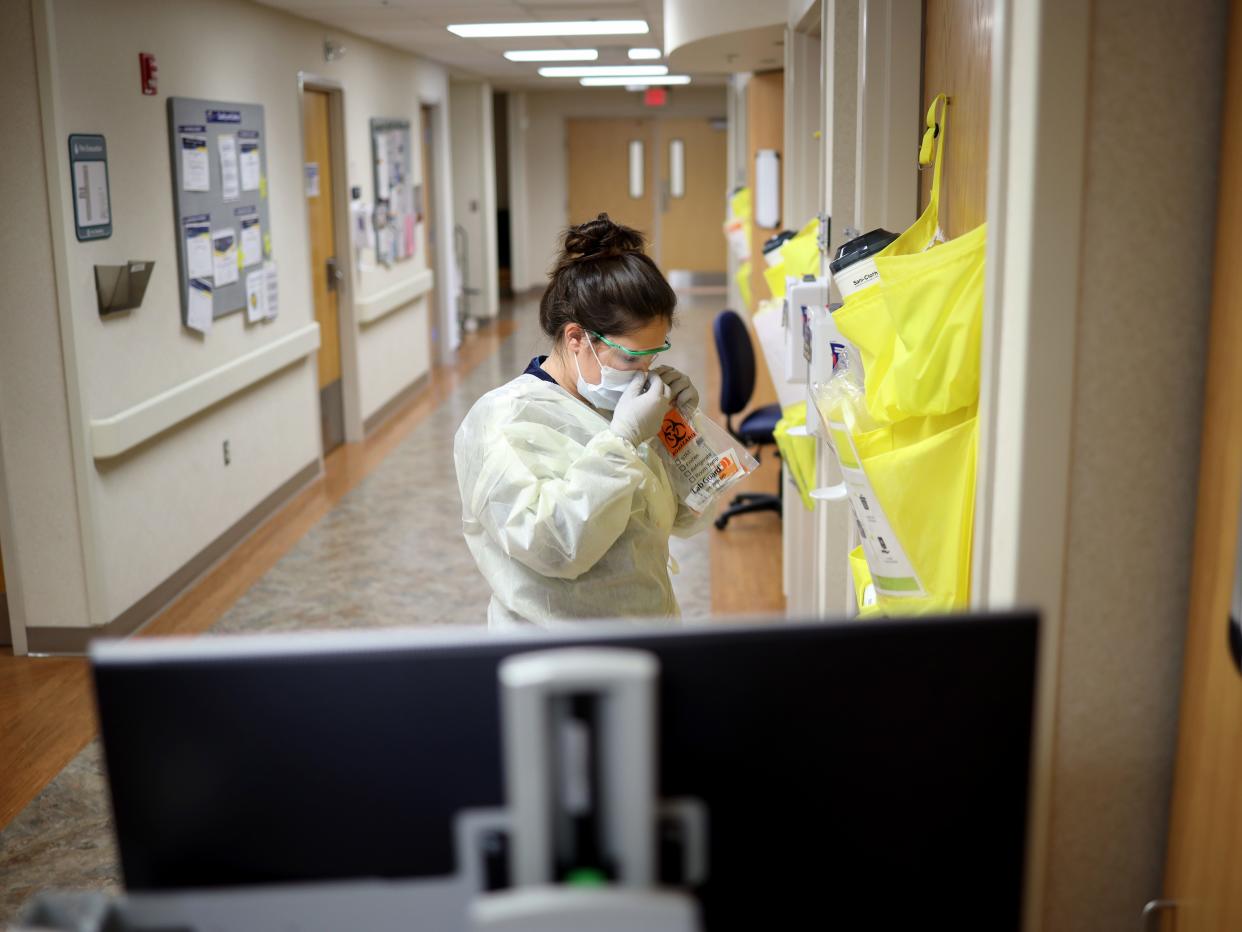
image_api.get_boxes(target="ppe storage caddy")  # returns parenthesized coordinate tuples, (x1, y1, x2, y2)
(817, 95, 986, 615)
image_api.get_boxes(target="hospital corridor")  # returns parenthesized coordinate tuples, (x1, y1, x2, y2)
(1, 1, 1240, 930)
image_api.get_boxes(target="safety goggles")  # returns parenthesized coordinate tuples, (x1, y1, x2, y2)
(589, 331, 672, 358)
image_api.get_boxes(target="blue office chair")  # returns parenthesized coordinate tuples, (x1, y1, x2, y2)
(712, 309, 783, 530)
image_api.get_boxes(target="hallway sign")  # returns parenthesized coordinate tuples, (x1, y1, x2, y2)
(68, 134, 111, 241)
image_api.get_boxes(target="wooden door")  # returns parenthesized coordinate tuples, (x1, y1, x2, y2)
(658, 117, 728, 273)
(420, 104, 439, 367)
(920, 0, 992, 239)
(301, 88, 344, 453)
(1161, 8, 1242, 929)
(567, 119, 655, 241)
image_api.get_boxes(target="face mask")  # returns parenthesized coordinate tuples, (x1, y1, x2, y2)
(574, 337, 638, 410)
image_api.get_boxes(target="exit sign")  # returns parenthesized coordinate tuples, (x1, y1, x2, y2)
(644, 88, 668, 107)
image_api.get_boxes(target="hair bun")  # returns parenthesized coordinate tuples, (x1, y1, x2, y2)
(561, 213, 646, 261)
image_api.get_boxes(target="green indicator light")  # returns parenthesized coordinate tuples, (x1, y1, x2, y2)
(564, 868, 607, 887)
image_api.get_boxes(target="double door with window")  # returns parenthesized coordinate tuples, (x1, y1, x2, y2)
(567, 117, 726, 275)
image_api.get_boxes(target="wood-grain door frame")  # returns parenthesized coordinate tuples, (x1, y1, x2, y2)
(297, 73, 363, 445)
(967, 1, 1091, 929)
(417, 97, 457, 358)
(853, 0, 922, 235)
(1160, 3, 1242, 923)
(419, 103, 440, 369)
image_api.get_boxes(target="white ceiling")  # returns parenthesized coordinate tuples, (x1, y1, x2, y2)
(254, 0, 726, 87)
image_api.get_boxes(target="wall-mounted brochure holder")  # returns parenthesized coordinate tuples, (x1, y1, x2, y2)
(94, 261, 154, 316)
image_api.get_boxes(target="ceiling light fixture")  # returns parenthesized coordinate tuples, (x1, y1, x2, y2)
(448, 20, 648, 38)
(539, 64, 668, 78)
(504, 49, 599, 61)
(627, 48, 662, 60)
(580, 75, 692, 86)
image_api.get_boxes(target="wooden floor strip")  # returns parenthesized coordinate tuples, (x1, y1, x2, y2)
(700, 308, 787, 620)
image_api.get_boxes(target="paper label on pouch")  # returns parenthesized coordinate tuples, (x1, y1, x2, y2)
(834, 257, 883, 298)
(825, 419, 925, 598)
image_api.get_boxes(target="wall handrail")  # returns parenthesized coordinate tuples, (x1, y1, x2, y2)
(90, 323, 321, 460)
(356, 267, 434, 325)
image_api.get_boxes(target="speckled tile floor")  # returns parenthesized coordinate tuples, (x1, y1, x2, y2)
(0, 291, 720, 921)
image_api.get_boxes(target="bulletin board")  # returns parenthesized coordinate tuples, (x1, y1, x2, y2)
(370, 118, 416, 267)
(167, 96, 275, 331)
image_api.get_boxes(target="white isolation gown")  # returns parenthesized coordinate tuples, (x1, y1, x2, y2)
(453, 372, 711, 628)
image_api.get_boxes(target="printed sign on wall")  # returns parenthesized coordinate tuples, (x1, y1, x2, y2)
(68, 134, 112, 241)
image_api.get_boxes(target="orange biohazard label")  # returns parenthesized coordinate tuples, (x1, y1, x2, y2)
(659, 408, 697, 457)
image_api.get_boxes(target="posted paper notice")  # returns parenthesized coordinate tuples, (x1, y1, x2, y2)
(74, 161, 110, 227)
(212, 228, 239, 286)
(245, 268, 266, 322)
(304, 162, 320, 198)
(180, 130, 210, 192)
(240, 216, 262, 268)
(263, 260, 278, 319)
(185, 220, 212, 280)
(187, 279, 213, 333)
(374, 134, 390, 199)
(217, 134, 240, 201)
(239, 140, 261, 192)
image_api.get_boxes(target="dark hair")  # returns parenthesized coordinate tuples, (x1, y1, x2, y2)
(539, 213, 677, 343)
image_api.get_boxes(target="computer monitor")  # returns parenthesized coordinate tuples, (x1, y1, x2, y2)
(92, 614, 1038, 930)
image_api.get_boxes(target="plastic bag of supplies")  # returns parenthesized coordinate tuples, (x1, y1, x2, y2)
(653, 406, 760, 515)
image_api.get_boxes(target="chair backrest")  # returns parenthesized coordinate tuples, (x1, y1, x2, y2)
(713, 309, 756, 417)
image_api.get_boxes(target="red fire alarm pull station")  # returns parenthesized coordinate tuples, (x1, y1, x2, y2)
(644, 88, 668, 107)
(139, 53, 158, 95)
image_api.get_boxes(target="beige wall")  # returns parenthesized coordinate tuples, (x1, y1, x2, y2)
(2, 0, 450, 635)
(449, 79, 500, 319)
(510, 86, 728, 289)
(0, 0, 93, 647)
(1041, 0, 1227, 927)
(340, 39, 451, 417)
(784, 29, 822, 235)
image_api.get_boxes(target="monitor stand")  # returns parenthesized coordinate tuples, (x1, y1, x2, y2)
(469, 647, 701, 932)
